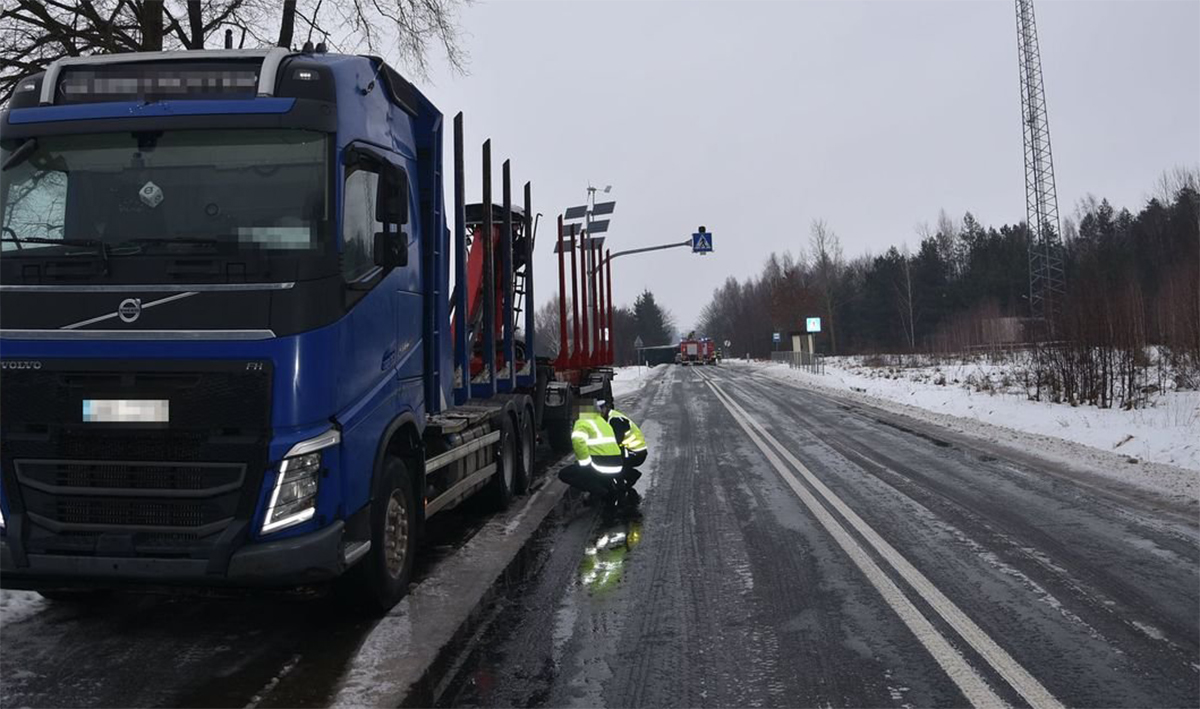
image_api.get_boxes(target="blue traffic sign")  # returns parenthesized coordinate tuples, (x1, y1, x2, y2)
(692, 231, 713, 254)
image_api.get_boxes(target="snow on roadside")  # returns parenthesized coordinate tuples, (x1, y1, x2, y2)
(0, 590, 47, 626)
(744, 359, 1199, 502)
(611, 364, 662, 400)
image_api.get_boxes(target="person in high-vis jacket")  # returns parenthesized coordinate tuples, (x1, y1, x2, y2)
(597, 399, 647, 495)
(558, 399, 648, 506)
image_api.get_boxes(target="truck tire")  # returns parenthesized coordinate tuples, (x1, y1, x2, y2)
(514, 407, 534, 495)
(483, 416, 516, 510)
(337, 457, 416, 614)
(549, 418, 573, 454)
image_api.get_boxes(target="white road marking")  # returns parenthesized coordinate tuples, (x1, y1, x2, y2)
(706, 378, 1065, 709)
(503, 486, 545, 535)
(243, 652, 302, 709)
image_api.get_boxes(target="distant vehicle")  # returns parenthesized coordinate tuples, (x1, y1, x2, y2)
(0, 47, 614, 612)
(677, 337, 717, 365)
(679, 338, 701, 365)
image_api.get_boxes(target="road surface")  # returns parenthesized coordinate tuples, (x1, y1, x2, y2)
(0, 457, 560, 708)
(1, 362, 1196, 708)
(436, 363, 1200, 708)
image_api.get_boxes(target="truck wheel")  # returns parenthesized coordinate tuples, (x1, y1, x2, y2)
(549, 418, 573, 454)
(338, 457, 416, 614)
(483, 416, 516, 510)
(514, 408, 534, 494)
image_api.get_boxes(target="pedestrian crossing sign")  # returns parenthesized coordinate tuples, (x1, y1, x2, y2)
(691, 229, 713, 254)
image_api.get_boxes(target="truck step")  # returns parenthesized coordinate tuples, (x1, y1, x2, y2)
(426, 402, 503, 434)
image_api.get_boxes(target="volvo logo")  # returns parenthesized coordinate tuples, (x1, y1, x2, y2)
(117, 298, 143, 323)
(1, 360, 42, 370)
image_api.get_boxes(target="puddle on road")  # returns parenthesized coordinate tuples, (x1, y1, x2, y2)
(423, 495, 650, 708)
(411, 496, 587, 707)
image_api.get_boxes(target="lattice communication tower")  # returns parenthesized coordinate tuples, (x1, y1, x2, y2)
(1016, 0, 1066, 328)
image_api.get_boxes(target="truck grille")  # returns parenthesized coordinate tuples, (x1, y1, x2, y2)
(1, 359, 272, 562)
(54, 498, 222, 529)
(16, 460, 244, 495)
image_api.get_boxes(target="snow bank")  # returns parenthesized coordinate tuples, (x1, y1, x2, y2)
(611, 364, 662, 400)
(747, 358, 1199, 501)
(0, 590, 47, 625)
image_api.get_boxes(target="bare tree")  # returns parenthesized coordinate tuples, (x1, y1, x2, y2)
(934, 207, 962, 276)
(0, 0, 469, 105)
(809, 218, 844, 354)
(1153, 164, 1200, 204)
(534, 294, 569, 359)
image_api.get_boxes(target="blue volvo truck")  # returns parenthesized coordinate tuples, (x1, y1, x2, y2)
(0, 47, 583, 612)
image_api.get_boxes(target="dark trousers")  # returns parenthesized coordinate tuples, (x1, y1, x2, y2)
(620, 450, 646, 488)
(559, 450, 647, 498)
(558, 463, 620, 497)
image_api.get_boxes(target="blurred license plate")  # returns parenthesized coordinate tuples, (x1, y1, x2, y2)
(82, 399, 169, 423)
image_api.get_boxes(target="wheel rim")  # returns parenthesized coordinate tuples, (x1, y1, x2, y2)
(383, 490, 409, 579)
(502, 430, 515, 489)
(521, 419, 533, 479)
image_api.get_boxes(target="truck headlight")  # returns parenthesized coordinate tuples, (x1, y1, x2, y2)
(262, 429, 339, 534)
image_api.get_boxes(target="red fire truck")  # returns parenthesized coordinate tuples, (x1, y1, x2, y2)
(677, 337, 716, 365)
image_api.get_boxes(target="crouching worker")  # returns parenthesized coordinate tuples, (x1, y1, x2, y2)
(597, 398, 647, 498)
(558, 399, 648, 507)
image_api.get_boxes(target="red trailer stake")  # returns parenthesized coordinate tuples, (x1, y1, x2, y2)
(605, 249, 614, 364)
(569, 228, 580, 369)
(556, 216, 568, 369)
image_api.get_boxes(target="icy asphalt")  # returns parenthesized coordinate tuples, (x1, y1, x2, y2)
(437, 362, 1199, 708)
(2, 362, 1197, 708)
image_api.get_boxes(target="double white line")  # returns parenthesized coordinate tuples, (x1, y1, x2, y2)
(704, 377, 1063, 709)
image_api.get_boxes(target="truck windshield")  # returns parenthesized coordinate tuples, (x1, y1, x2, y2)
(0, 129, 329, 257)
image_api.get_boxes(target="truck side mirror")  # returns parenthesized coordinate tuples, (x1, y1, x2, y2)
(376, 164, 409, 225)
(374, 230, 408, 269)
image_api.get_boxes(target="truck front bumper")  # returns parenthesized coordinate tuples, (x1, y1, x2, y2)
(0, 521, 348, 591)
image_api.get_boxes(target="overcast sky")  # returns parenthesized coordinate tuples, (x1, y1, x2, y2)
(419, 0, 1200, 330)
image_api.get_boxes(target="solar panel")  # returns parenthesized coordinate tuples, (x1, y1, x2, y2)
(554, 235, 606, 253)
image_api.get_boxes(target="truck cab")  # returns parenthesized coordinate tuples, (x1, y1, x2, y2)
(0, 48, 528, 611)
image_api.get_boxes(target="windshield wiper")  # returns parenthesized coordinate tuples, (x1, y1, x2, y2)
(1, 138, 37, 172)
(1, 235, 110, 273)
(117, 237, 224, 250)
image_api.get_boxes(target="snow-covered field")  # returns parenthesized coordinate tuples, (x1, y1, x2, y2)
(748, 357, 1199, 502)
(611, 364, 663, 400)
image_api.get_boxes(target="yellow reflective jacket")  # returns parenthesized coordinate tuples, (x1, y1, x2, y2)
(571, 412, 625, 474)
(607, 408, 647, 453)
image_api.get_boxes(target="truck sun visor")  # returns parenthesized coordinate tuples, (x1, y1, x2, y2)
(56, 63, 260, 104)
